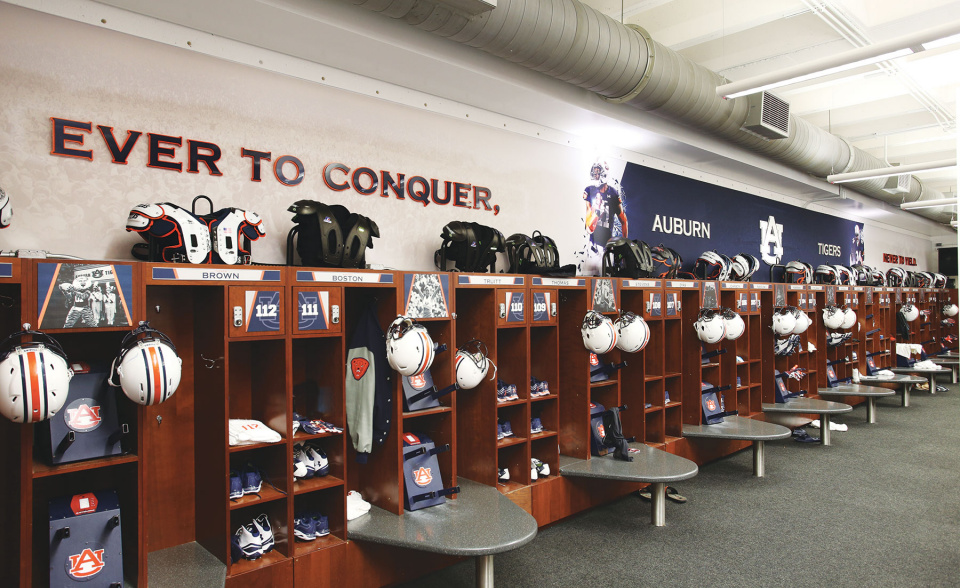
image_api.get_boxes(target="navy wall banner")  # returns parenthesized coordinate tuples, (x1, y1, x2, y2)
(618, 163, 863, 278)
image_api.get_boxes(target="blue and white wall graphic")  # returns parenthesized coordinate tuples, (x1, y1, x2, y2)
(618, 162, 864, 277)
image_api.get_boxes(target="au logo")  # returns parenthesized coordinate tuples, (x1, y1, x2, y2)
(589, 353, 599, 366)
(413, 466, 433, 487)
(409, 374, 426, 388)
(65, 401, 102, 432)
(67, 548, 105, 579)
(706, 399, 717, 411)
(759, 215, 784, 265)
(596, 424, 606, 439)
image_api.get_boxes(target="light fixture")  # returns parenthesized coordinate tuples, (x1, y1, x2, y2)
(717, 20, 960, 99)
(900, 197, 959, 211)
(826, 158, 957, 184)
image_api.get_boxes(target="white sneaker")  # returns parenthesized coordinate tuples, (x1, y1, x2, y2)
(829, 422, 848, 432)
(852, 369, 861, 383)
(346, 490, 371, 521)
(810, 419, 821, 428)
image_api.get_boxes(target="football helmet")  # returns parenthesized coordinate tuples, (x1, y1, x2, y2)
(720, 308, 745, 340)
(614, 311, 650, 353)
(0, 329, 73, 423)
(915, 272, 935, 289)
(886, 268, 907, 287)
(108, 322, 182, 406)
(454, 339, 496, 390)
(0, 186, 11, 228)
(694, 251, 730, 281)
(582, 311, 618, 354)
(869, 267, 886, 286)
(933, 273, 947, 288)
(790, 308, 810, 335)
(771, 308, 797, 336)
(694, 309, 726, 344)
(650, 245, 683, 279)
(834, 266, 855, 286)
(840, 306, 857, 330)
(822, 305, 844, 329)
(814, 265, 840, 285)
(900, 304, 919, 322)
(730, 253, 760, 282)
(942, 303, 958, 317)
(386, 316, 435, 376)
(784, 261, 812, 284)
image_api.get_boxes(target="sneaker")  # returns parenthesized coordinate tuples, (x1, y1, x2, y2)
(294, 443, 318, 478)
(299, 419, 324, 435)
(665, 390, 671, 404)
(496, 422, 505, 440)
(293, 451, 308, 480)
(532, 458, 550, 477)
(313, 513, 329, 537)
(235, 523, 263, 560)
(241, 464, 262, 495)
(229, 471, 244, 500)
(304, 443, 329, 477)
(529, 377, 540, 397)
(294, 514, 317, 541)
(498, 468, 510, 483)
(530, 462, 538, 481)
(530, 417, 543, 434)
(346, 491, 371, 521)
(253, 514, 274, 553)
(500, 420, 514, 437)
(538, 379, 550, 396)
(497, 379, 518, 401)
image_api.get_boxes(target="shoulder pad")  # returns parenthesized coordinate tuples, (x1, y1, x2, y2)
(288, 200, 322, 216)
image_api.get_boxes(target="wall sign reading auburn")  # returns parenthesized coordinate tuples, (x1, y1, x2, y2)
(49, 117, 499, 214)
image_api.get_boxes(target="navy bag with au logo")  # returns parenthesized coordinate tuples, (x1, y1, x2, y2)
(774, 370, 801, 403)
(701, 382, 736, 424)
(401, 432, 459, 511)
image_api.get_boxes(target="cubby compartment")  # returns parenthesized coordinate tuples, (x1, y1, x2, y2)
(496, 403, 528, 448)
(497, 441, 529, 490)
(228, 339, 288, 443)
(530, 326, 558, 400)
(229, 444, 288, 509)
(32, 461, 141, 588)
(292, 337, 344, 432)
(292, 435, 344, 496)
(644, 410, 665, 445)
(228, 499, 288, 576)
(496, 328, 529, 401)
(530, 397, 558, 441)
(530, 436, 559, 485)
(292, 486, 345, 556)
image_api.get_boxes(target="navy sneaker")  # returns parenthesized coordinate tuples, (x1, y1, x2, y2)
(496, 422, 505, 440)
(497, 378, 518, 401)
(253, 514, 274, 553)
(241, 464, 262, 495)
(229, 470, 244, 500)
(312, 513, 329, 538)
(304, 444, 329, 477)
(294, 514, 317, 541)
(501, 420, 514, 437)
(530, 417, 543, 434)
(235, 523, 263, 559)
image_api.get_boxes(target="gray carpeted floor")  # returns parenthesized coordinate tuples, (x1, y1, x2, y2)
(398, 380, 960, 588)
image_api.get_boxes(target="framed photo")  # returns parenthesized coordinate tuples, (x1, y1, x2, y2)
(37, 263, 134, 330)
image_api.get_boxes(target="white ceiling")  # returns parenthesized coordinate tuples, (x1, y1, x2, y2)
(581, 0, 960, 195)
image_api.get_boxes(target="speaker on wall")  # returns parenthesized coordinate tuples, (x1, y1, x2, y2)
(938, 247, 957, 275)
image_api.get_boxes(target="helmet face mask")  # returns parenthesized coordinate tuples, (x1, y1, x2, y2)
(386, 316, 435, 376)
(900, 304, 919, 322)
(582, 310, 618, 354)
(455, 339, 495, 389)
(614, 311, 650, 352)
(822, 305, 844, 329)
(109, 323, 182, 406)
(771, 308, 797, 336)
(0, 330, 73, 423)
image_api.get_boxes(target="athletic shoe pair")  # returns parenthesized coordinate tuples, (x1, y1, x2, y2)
(496, 379, 519, 402)
(496, 420, 514, 440)
(229, 464, 263, 500)
(231, 514, 274, 561)
(294, 412, 343, 435)
(531, 458, 550, 480)
(293, 442, 330, 480)
(529, 377, 550, 397)
(346, 490, 371, 521)
(497, 467, 510, 483)
(294, 511, 330, 541)
(530, 417, 543, 434)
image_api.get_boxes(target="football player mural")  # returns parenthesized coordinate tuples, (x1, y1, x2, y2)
(577, 160, 628, 276)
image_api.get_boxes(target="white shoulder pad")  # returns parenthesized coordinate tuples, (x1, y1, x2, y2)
(162, 206, 211, 264)
(0, 187, 11, 229)
(243, 211, 266, 236)
(212, 210, 245, 265)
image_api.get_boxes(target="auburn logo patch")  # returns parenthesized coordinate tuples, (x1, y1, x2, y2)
(706, 399, 717, 411)
(413, 466, 432, 487)
(351, 358, 370, 380)
(65, 403, 102, 432)
(409, 374, 426, 388)
(596, 424, 606, 439)
(590, 353, 599, 366)
(67, 548, 105, 579)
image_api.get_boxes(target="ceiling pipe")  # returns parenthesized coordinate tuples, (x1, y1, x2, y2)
(346, 0, 954, 224)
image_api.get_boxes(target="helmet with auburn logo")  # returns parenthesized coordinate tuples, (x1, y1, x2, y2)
(108, 322, 182, 406)
(386, 316, 435, 377)
(0, 328, 73, 423)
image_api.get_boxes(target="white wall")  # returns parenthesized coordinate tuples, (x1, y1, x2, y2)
(0, 3, 946, 274)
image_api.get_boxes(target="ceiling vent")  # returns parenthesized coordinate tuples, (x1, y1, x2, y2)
(882, 170, 913, 194)
(742, 92, 790, 140)
(434, 0, 497, 16)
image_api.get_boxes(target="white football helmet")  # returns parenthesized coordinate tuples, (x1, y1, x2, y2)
(822, 305, 845, 329)
(582, 310, 618, 354)
(454, 339, 496, 390)
(840, 306, 857, 330)
(386, 316, 435, 376)
(0, 329, 73, 423)
(771, 308, 797, 336)
(694, 309, 726, 344)
(943, 303, 959, 318)
(900, 304, 919, 322)
(0, 187, 11, 229)
(108, 322, 182, 406)
(720, 308, 745, 340)
(786, 308, 808, 335)
(614, 311, 650, 353)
